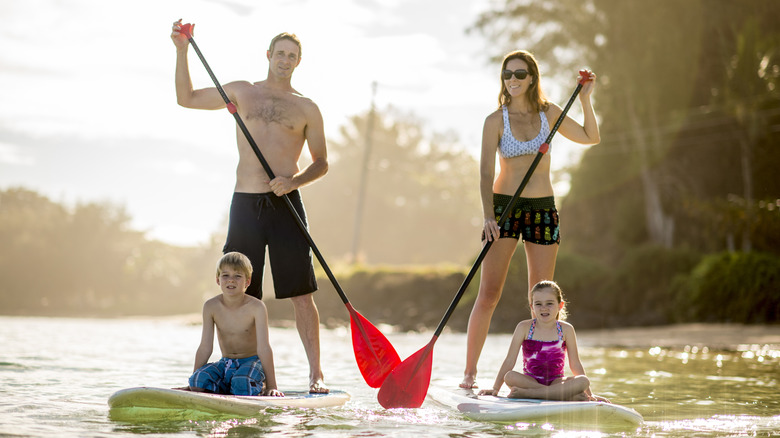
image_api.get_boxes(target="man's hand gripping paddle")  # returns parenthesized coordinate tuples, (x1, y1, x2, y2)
(177, 22, 400, 388)
(377, 70, 594, 408)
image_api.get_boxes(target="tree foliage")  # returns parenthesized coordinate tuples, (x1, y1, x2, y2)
(0, 188, 218, 315)
(303, 107, 482, 265)
(674, 251, 780, 324)
(470, 0, 780, 262)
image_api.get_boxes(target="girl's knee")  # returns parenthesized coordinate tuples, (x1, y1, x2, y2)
(504, 371, 537, 388)
(573, 375, 591, 391)
(503, 370, 520, 385)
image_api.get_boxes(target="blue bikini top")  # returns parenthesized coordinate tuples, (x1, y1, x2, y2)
(499, 106, 550, 158)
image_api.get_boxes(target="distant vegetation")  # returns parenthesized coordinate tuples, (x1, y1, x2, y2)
(1, 187, 777, 329)
(0, 188, 218, 317)
(460, 0, 780, 329)
(302, 106, 483, 266)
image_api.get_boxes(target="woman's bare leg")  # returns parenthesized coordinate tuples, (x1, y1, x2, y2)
(461, 239, 518, 388)
(524, 242, 559, 317)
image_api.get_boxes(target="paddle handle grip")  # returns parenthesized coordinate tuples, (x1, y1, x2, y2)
(179, 23, 194, 39)
(578, 69, 593, 85)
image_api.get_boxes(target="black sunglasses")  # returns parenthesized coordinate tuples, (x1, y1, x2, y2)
(502, 69, 530, 80)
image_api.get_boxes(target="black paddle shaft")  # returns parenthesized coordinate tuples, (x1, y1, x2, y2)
(185, 35, 351, 305)
(432, 81, 585, 337)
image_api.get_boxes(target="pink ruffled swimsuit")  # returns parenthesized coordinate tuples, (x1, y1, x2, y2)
(522, 319, 566, 386)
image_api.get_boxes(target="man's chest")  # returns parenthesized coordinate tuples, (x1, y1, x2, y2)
(241, 94, 305, 131)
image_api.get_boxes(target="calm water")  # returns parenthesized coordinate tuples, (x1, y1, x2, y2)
(0, 316, 778, 437)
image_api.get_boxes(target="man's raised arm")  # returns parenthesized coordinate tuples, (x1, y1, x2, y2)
(171, 19, 231, 110)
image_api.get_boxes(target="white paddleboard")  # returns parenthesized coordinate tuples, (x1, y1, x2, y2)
(108, 387, 350, 418)
(428, 387, 643, 428)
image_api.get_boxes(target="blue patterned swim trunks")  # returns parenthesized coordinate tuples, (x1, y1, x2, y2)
(188, 355, 265, 396)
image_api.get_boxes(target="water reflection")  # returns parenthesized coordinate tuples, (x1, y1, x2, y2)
(597, 343, 780, 429)
(1, 317, 778, 437)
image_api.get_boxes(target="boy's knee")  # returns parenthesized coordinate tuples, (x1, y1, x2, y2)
(230, 377, 263, 396)
(230, 365, 265, 396)
(189, 373, 216, 393)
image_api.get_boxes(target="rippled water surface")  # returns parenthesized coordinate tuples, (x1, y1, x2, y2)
(1, 316, 778, 437)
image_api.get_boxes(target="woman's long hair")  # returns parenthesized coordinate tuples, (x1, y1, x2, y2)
(498, 50, 549, 112)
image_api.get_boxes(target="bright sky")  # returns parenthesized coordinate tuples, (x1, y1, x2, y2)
(0, 0, 588, 247)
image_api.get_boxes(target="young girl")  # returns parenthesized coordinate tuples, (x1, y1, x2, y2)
(478, 281, 609, 402)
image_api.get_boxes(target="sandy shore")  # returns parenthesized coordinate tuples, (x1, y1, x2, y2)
(579, 323, 780, 350)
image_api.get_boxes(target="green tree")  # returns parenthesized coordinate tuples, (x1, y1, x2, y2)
(0, 187, 214, 316)
(303, 107, 482, 265)
(716, 17, 780, 251)
(470, 0, 780, 260)
(0, 188, 69, 310)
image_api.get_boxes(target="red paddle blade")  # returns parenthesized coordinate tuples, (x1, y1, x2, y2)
(348, 306, 401, 388)
(377, 337, 436, 408)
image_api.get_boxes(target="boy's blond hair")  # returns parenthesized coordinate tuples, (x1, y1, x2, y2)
(216, 252, 253, 279)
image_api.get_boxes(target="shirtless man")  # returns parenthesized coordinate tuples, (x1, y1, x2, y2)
(171, 20, 329, 393)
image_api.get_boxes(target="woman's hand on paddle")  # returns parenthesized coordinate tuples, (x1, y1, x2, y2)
(483, 217, 500, 242)
(171, 19, 192, 49)
(577, 69, 597, 99)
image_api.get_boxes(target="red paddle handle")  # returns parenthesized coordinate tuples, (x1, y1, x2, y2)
(179, 23, 194, 39)
(578, 69, 593, 85)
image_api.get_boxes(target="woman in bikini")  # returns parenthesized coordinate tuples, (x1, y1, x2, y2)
(478, 281, 608, 402)
(461, 50, 599, 389)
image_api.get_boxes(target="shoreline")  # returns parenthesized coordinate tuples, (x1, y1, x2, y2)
(578, 323, 780, 350)
(118, 317, 780, 350)
(3, 315, 779, 351)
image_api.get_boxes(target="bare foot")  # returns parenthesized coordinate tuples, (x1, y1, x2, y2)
(459, 375, 477, 389)
(309, 378, 329, 394)
(507, 387, 526, 399)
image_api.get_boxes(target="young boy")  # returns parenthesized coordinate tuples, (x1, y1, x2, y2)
(188, 252, 283, 396)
